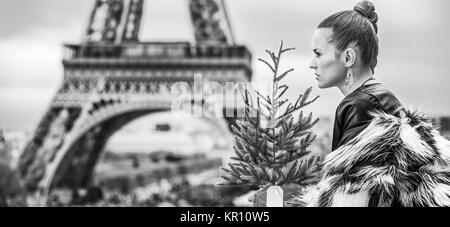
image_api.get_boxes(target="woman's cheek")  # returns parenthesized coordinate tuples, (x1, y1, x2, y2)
(320, 58, 332, 76)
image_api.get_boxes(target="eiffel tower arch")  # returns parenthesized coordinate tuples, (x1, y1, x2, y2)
(18, 0, 252, 200)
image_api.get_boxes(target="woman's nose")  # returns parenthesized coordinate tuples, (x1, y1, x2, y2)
(309, 58, 317, 69)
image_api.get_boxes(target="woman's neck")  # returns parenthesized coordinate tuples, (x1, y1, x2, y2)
(338, 68, 374, 96)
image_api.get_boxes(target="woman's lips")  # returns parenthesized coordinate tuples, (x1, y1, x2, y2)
(314, 73, 320, 80)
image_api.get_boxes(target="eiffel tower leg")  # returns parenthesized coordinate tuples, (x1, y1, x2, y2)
(18, 107, 82, 192)
(29, 99, 165, 205)
(50, 111, 150, 190)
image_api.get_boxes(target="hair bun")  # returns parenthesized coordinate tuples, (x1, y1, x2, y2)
(353, 1, 378, 32)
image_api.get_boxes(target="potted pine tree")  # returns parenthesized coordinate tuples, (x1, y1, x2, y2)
(217, 42, 321, 207)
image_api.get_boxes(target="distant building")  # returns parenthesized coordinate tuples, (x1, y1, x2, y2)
(435, 116, 450, 139)
(439, 117, 450, 131)
(155, 123, 171, 132)
(0, 129, 29, 168)
(0, 129, 12, 167)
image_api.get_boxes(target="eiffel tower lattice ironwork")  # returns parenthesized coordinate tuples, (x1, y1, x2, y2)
(18, 0, 252, 202)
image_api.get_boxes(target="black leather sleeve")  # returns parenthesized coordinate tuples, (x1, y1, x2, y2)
(332, 83, 404, 151)
(336, 96, 379, 148)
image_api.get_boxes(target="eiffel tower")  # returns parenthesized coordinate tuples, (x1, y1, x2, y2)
(18, 0, 252, 200)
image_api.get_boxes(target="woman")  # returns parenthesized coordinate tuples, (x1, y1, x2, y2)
(309, 0, 403, 151)
(299, 1, 450, 207)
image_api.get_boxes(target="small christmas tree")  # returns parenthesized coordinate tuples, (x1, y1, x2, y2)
(218, 42, 321, 206)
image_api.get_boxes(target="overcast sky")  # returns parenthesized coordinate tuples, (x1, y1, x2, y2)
(1, 0, 449, 131)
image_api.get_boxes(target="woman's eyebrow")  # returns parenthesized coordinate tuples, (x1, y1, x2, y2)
(313, 48, 322, 52)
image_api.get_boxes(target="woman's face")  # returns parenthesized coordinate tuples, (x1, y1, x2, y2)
(309, 28, 347, 89)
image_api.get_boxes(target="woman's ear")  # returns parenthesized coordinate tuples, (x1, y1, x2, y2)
(343, 48, 356, 68)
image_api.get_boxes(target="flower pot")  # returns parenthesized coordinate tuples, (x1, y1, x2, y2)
(251, 183, 302, 207)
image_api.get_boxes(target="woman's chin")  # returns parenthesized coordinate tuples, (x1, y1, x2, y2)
(317, 81, 327, 89)
(317, 82, 333, 89)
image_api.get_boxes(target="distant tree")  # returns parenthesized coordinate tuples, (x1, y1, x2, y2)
(0, 129, 25, 207)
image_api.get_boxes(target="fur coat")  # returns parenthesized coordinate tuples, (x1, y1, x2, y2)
(299, 109, 450, 207)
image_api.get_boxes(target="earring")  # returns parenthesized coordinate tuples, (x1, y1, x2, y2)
(345, 69, 351, 86)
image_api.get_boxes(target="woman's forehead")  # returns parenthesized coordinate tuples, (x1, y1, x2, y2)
(312, 28, 334, 48)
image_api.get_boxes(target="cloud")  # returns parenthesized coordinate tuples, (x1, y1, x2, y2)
(0, 21, 84, 130)
(0, 0, 91, 38)
(0, 87, 57, 131)
(0, 20, 85, 88)
(0, 37, 61, 89)
(1, 0, 450, 131)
